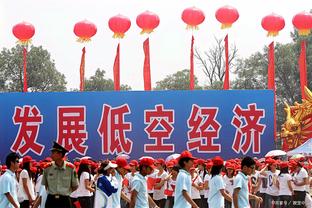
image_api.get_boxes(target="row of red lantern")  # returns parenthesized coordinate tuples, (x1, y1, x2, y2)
(12, 10, 312, 44)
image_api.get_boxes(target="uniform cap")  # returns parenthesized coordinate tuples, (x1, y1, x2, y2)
(50, 141, 69, 155)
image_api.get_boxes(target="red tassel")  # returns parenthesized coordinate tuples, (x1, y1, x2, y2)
(190, 35, 194, 90)
(23, 47, 28, 92)
(268, 41, 277, 141)
(223, 34, 230, 90)
(79, 47, 86, 91)
(299, 40, 307, 99)
(113, 43, 120, 91)
(143, 38, 151, 91)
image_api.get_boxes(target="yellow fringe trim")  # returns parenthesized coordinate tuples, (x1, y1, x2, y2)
(267, 31, 279, 37)
(140, 29, 154, 35)
(298, 29, 311, 36)
(76, 37, 91, 43)
(113, 33, 125, 39)
(221, 23, 232, 29)
(16, 39, 32, 46)
(186, 25, 199, 30)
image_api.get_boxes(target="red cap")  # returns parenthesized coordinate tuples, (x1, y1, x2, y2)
(212, 156, 224, 166)
(206, 162, 213, 169)
(116, 157, 130, 170)
(166, 161, 175, 168)
(44, 157, 52, 162)
(279, 162, 289, 169)
(178, 150, 196, 161)
(155, 158, 165, 166)
(23, 156, 35, 164)
(196, 159, 205, 166)
(265, 158, 276, 165)
(129, 160, 139, 167)
(2, 165, 7, 171)
(225, 162, 234, 169)
(80, 159, 92, 165)
(139, 157, 155, 169)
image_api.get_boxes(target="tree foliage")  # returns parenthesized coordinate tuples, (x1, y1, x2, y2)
(154, 69, 202, 90)
(0, 45, 66, 92)
(84, 69, 131, 91)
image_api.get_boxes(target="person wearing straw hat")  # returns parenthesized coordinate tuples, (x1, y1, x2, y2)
(42, 141, 79, 208)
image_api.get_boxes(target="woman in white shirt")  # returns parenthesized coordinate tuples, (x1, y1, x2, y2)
(166, 165, 179, 208)
(76, 159, 95, 208)
(276, 162, 293, 208)
(153, 158, 168, 208)
(208, 156, 232, 208)
(18, 156, 36, 208)
(223, 163, 235, 208)
(190, 167, 203, 207)
(203, 161, 212, 208)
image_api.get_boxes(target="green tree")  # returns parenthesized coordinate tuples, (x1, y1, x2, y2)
(232, 32, 312, 134)
(84, 69, 131, 91)
(154, 69, 202, 90)
(0, 45, 67, 92)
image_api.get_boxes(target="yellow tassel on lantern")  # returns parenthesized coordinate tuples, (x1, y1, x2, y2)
(221, 23, 232, 29)
(76, 37, 92, 43)
(186, 25, 199, 30)
(298, 29, 311, 36)
(267, 31, 279, 37)
(140, 29, 154, 35)
(16, 39, 32, 46)
(113, 33, 125, 39)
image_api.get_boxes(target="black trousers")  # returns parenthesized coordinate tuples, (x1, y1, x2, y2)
(293, 191, 305, 208)
(277, 195, 293, 208)
(78, 196, 92, 208)
(154, 198, 166, 208)
(200, 195, 208, 208)
(20, 200, 30, 208)
(166, 196, 174, 208)
(45, 194, 72, 208)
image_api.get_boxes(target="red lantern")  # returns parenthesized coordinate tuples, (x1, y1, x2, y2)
(261, 13, 285, 37)
(215, 6, 239, 29)
(12, 22, 35, 44)
(181, 7, 205, 29)
(108, 14, 131, 39)
(292, 12, 312, 36)
(136, 11, 160, 34)
(74, 20, 97, 42)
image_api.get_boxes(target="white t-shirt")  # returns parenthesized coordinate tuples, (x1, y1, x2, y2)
(250, 171, 260, 193)
(198, 170, 206, 196)
(76, 172, 92, 197)
(266, 170, 279, 196)
(208, 175, 225, 208)
(204, 174, 211, 198)
(17, 169, 35, 202)
(259, 174, 268, 193)
(191, 174, 202, 199)
(293, 168, 308, 191)
(223, 175, 235, 196)
(153, 170, 168, 200)
(167, 177, 176, 197)
(124, 172, 137, 198)
(278, 173, 292, 196)
(35, 174, 42, 196)
(147, 171, 158, 194)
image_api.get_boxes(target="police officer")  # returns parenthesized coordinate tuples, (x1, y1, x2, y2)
(42, 141, 79, 208)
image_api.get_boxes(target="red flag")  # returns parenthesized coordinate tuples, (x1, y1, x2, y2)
(267, 41, 277, 141)
(223, 34, 230, 90)
(268, 42, 275, 90)
(143, 38, 151, 91)
(299, 40, 307, 99)
(23, 47, 28, 92)
(79, 47, 86, 91)
(113, 43, 120, 91)
(190, 35, 194, 90)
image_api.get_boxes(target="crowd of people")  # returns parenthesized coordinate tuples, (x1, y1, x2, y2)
(0, 141, 311, 208)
